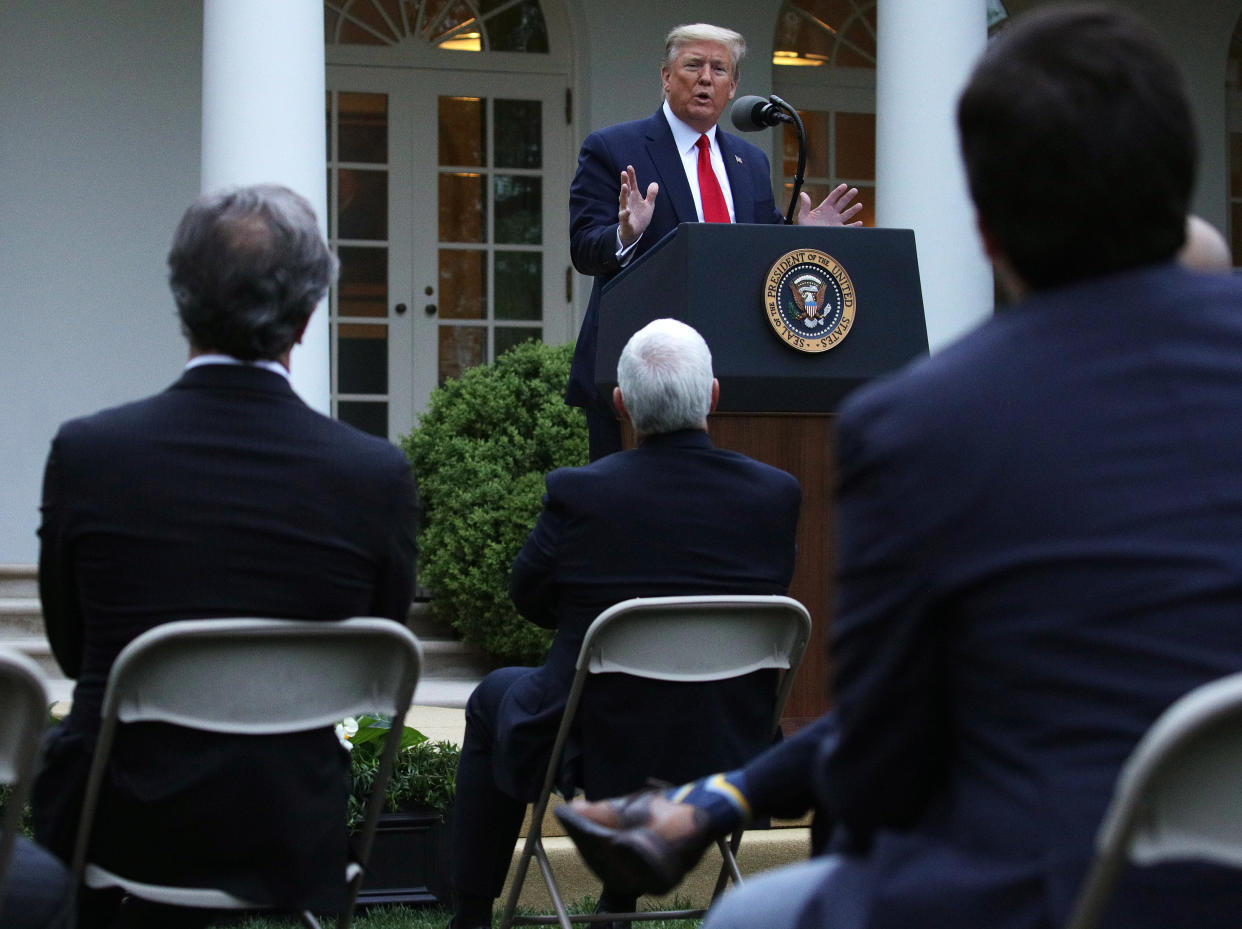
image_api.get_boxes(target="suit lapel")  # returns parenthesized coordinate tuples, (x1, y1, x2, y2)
(644, 111, 698, 225)
(718, 132, 755, 222)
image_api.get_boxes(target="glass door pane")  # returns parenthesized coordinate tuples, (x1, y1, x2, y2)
(328, 90, 392, 437)
(782, 109, 875, 228)
(435, 92, 544, 388)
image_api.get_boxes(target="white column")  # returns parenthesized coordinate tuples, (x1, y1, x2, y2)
(201, 0, 330, 412)
(876, 0, 992, 352)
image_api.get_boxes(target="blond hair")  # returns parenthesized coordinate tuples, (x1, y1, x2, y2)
(663, 23, 746, 80)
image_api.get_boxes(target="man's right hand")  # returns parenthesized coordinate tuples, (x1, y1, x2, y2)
(618, 164, 658, 247)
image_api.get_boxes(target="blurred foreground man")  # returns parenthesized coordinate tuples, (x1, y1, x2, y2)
(33, 185, 417, 928)
(557, 7, 1242, 929)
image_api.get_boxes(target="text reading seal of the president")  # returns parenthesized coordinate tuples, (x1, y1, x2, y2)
(764, 249, 856, 353)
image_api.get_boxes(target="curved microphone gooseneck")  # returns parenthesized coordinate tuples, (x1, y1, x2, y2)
(769, 95, 806, 225)
(729, 94, 806, 225)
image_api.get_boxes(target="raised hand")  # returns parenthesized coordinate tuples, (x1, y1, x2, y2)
(796, 183, 864, 227)
(618, 164, 659, 246)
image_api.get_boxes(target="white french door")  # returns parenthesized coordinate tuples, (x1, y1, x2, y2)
(326, 66, 571, 440)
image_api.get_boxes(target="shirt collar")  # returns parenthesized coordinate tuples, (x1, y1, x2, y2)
(185, 353, 291, 382)
(662, 100, 719, 157)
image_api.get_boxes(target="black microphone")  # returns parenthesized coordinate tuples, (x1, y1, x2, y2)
(731, 95, 792, 132)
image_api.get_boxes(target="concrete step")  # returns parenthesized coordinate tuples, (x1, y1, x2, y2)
(0, 564, 37, 599)
(0, 598, 44, 636)
(406, 600, 457, 641)
(1, 635, 60, 679)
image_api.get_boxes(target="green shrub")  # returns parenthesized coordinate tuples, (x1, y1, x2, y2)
(402, 340, 587, 665)
(345, 715, 460, 830)
(0, 784, 33, 838)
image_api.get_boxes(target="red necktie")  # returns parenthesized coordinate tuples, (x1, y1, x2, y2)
(696, 134, 731, 223)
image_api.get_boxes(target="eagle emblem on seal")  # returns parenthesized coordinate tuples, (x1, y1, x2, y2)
(790, 274, 828, 328)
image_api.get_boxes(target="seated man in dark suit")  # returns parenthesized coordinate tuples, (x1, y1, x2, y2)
(556, 7, 1242, 929)
(448, 318, 802, 929)
(32, 184, 418, 929)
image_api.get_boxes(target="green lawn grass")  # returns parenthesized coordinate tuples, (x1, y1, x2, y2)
(212, 898, 704, 929)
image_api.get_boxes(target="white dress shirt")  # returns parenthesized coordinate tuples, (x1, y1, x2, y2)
(617, 100, 737, 264)
(185, 353, 291, 382)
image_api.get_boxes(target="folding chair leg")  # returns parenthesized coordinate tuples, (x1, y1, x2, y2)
(499, 831, 538, 929)
(300, 911, 322, 929)
(533, 841, 575, 929)
(709, 830, 745, 900)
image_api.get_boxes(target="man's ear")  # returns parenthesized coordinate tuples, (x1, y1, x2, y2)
(709, 378, 720, 415)
(976, 212, 1028, 302)
(294, 312, 313, 346)
(613, 386, 630, 423)
(976, 212, 1004, 260)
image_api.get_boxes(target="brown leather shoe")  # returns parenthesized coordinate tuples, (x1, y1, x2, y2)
(554, 789, 717, 897)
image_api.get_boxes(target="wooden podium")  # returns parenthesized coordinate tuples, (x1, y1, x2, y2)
(598, 223, 928, 730)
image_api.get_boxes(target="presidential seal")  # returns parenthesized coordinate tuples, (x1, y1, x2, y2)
(763, 249, 856, 353)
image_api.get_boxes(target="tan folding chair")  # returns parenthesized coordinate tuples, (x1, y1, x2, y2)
(1064, 671, 1242, 929)
(0, 648, 51, 918)
(69, 617, 422, 929)
(499, 594, 812, 929)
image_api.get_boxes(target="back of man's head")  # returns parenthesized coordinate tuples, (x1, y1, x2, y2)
(617, 318, 714, 436)
(168, 184, 338, 361)
(957, 4, 1195, 291)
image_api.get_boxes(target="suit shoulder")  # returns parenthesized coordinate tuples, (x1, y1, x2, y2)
(52, 390, 172, 448)
(720, 449, 801, 495)
(316, 417, 412, 475)
(583, 113, 664, 152)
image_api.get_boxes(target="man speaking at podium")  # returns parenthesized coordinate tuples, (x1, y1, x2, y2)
(567, 22, 864, 460)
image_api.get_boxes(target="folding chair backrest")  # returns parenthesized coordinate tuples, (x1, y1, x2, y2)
(0, 649, 50, 901)
(502, 595, 812, 929)
(1097, 671, 1242, 865)
(103, 617, 420, 733)
(573, 595, 812, 735)
(0, 649, 47, 787)
(71, 616, 422, 928)
(1065, 671, 1242, 929)
(584, 596, 809, 679)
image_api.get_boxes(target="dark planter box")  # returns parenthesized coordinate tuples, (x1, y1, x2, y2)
(355, 808, 451, 907)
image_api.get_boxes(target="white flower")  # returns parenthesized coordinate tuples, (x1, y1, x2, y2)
(335, 716, 359, 750)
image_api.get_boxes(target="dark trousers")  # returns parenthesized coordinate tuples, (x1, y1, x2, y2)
(586, 408, 623, 462)
(450, 668, 636, 923)
(451, 667, 535, 900)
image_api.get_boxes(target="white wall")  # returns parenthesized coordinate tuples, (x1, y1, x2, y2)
(0, 1, 202, 562)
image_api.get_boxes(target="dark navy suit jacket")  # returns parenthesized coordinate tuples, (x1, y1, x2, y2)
(35, 363, 417, 909)
(496, 429, 800, 801)
(798, 263, 1242, 929)
(566, 109, 784, 413)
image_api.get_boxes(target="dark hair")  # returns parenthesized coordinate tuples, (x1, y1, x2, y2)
(957, 4, 1195, 290)
(168, 184, 338, 360)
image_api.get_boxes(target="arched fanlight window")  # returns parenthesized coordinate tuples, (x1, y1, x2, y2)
(772, 0, 875, 69)
(325, 0, 548, 53)
(772, 0, 1011, 70)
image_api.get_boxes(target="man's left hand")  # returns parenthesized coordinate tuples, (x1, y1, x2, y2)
(795, 184, 864, 226)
